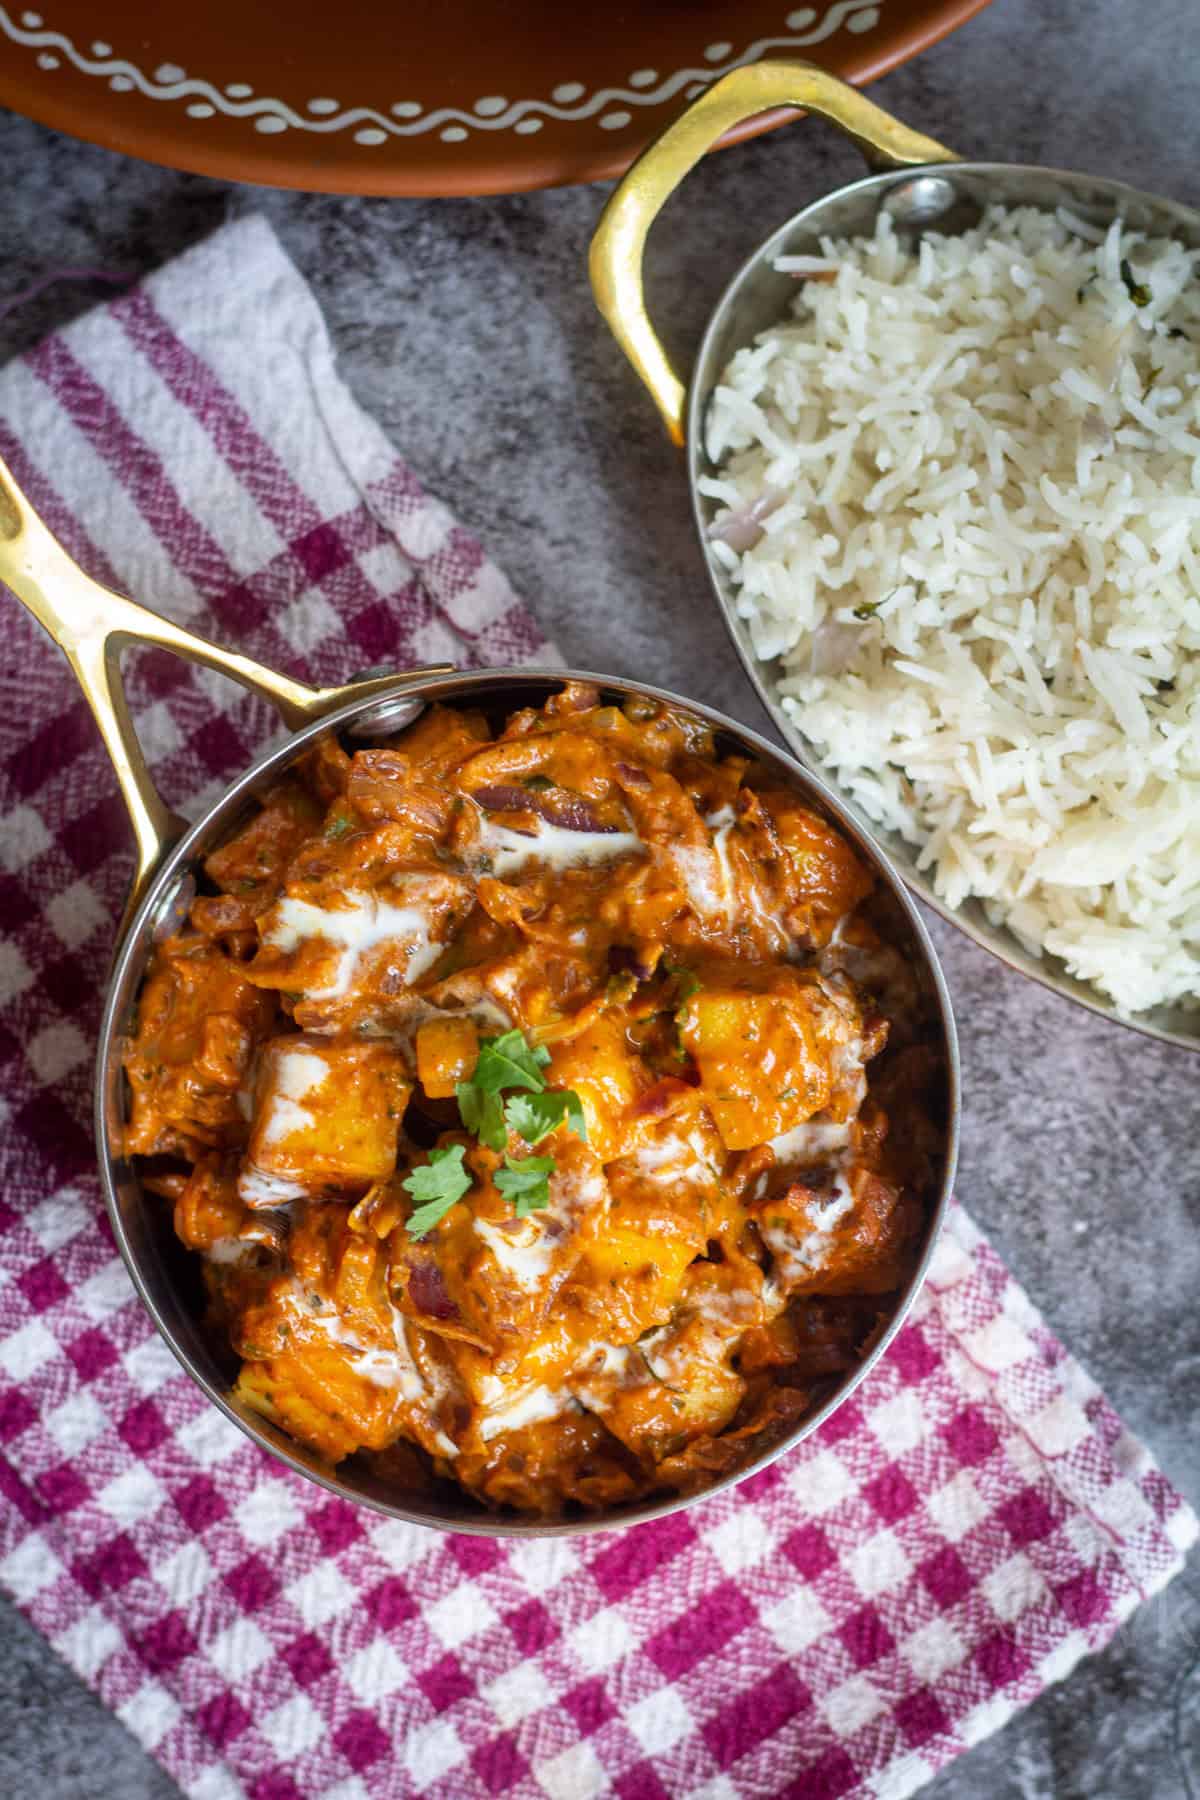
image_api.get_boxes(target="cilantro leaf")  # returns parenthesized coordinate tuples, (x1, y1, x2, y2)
(494, 1154, 556, 1218)
(472, 1029, 551, 1094)
(402, 1143, 472, 1239)
(456, 1079, 507, 1151)
(456, 1029, 553, 1149)
(505, 1088, 588, 1146)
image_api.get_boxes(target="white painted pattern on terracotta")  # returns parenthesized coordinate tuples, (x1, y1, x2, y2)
(0, 1, 887, 145)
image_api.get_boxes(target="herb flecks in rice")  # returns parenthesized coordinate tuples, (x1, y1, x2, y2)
(702, 205, 1200, 1016)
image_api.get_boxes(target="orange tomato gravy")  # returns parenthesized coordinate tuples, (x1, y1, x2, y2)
(124, 682, 941, 1515)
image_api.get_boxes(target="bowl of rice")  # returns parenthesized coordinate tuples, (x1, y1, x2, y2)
(592, 60, 1200, 1049)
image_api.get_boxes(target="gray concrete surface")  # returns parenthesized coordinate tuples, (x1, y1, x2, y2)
(1, 0, 1199, 1794)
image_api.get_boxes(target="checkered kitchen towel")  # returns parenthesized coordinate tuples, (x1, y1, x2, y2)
(0, 216, 1193, 1800)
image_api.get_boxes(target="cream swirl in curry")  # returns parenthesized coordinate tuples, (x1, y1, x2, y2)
(124, 683, 940, 1514)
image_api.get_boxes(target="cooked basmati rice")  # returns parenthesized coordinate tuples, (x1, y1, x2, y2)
(702, 204, 1200, 1017)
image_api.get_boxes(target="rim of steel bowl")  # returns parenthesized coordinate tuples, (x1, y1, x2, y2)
(589, 60, 1200, 1056)
(96, 666, 960, 1538)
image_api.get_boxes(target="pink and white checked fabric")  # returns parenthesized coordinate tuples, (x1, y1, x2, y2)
(0, 217, 1193, 1800)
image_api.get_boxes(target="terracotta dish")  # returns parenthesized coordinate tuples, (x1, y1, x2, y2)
(0, 0, 991, 196)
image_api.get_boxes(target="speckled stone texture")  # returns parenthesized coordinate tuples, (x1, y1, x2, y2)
(0, 1, 1197, 1795)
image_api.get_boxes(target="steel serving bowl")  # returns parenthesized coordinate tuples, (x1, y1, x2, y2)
(0, 452, 958, 1536)
(590, 59, 1200, 1054)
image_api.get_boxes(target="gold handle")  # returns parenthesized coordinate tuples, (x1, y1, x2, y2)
(0, 452, 451, 921)
(590, 59, 957, 445)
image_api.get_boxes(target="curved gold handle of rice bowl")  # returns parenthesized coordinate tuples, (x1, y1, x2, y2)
(589, 59, 958, 445)
(0, 451, 450, 931)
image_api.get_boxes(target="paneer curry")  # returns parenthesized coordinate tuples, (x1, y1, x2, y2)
(124, 682, 942, 1515)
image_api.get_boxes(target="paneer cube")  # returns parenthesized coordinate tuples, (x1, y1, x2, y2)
(588, 1334, 745, 1466)
(545, 1016, 645, 1162)
(233, 1201, 455, 1463)
(564, 1116, 717, 1340)
(235, 1359, 371, 1463)
(679, 968, 860, 1150)
(568, 1218, 698, 1339)
(415, 1014, 479, 1098)
(243, 1036, 410, 1198)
